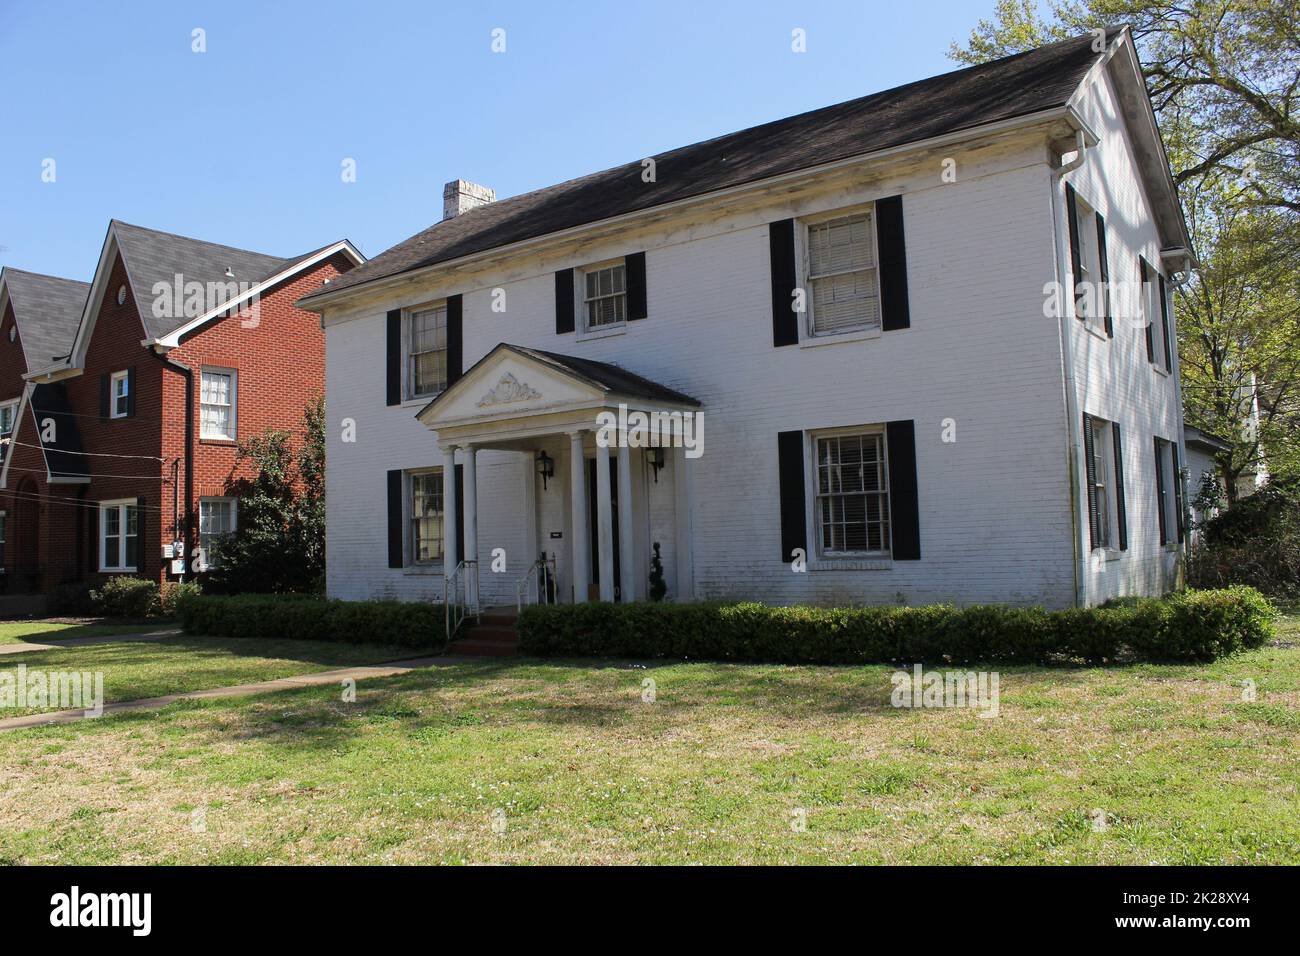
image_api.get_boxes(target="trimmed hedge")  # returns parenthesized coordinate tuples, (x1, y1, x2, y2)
(177, 593, 447, 648)
(517, 587, 1276, 665)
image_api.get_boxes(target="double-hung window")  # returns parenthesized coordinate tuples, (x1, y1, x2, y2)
(583, 263, 627, 330)
(0, 400, 17, 437)
(200, 368, 236, 440)
(100, 499, 139, 572)
(408, 305, 448, 398)
(1141, 261, 1170, 371)
(110, 370, 130, 419)
(198, 497, 237, 570)
(806, 210, 880, 336)
(1089, 418, 1113, 549)
(409, 469, 444, 563)
(815, 429, 891, 554)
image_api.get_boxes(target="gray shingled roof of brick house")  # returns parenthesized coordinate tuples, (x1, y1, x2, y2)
(1, 268, 90, 367)
(111, 220, 293, 341)
(304, 31, 1114, 303)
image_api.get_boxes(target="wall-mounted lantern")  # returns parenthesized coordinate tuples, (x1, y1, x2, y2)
(536, 450, 555, 491)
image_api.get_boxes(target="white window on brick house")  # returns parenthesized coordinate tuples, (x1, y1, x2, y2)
(407, 304, 448, 398)
(815, 428, 891, 555)
(200, 368, 236, 440)
(409, 468, 444, 563)
(582, 262, 627, 330)
(806, 209, 880, 336)
(110, 370, 130, 419)
(0, 511, 6, 571)
(198, 497, 237, 570)
(100, 499, 138, 572)
(0, 400, 16, 437)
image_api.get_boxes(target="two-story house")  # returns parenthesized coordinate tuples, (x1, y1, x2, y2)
(301, 28, 1192, 611)
(0, 220, 362, 600)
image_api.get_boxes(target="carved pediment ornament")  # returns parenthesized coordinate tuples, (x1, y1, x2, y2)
(476, 372, 542, 407)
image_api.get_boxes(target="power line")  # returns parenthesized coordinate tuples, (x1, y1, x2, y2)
(0, 437, 170, 462)
(0, 488, 170, 513)
(2, 463, 173, 481)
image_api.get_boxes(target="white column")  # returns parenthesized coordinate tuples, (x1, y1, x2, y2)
(617, 443, 636, 602)
(596, 439, 615, 601)
(568, 431, 589, 603)
(441, 446, 458, 571)
(462, 445, 478, 607)
(673, 446, 694, 601)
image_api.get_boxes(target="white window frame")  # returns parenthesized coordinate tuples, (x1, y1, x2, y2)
(99, 498, 139, 572)
(1089, 417, 1116, 552)
(0, 510, 6, 571)
(198, 496, 237, 571)
(1143, 264, 1169, 373)
(578, 260, 628, 337)
(1073, 195, 1107, 333)
(1155, 437, 1178, 545)
(200, 367, 237, 440)
(408, 467, 445, 565)
(405, 302, 449, 400)
(811, 425, 892, 559)
(802, 204, 882, 340)
(110, 370, 130, 419)
(0, 399, 17, 436)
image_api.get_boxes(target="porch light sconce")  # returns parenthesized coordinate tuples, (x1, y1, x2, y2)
(647, 447, 666, 483)
(536, 450, 555, 491)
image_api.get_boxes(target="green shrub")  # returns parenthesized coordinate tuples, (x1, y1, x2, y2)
(517, 588, 1276, 666)
(90, 576, 160, 619)
(177, 592, 447, 647)
(158, 581, 201, 618)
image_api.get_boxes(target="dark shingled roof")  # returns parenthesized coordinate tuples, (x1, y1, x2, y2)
(513, 346, 701, 406)
(2, 269, 90, 367)
(29, 382, 89, 480)
(307, 31, 1111, 302)
(111, 220, 292, 340)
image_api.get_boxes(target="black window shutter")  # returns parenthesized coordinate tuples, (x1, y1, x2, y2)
(99, 372, 110, 419)
(385, 310, 402, 406)
(1153, 438, 1168, 545)
(1140, 259, 1154, 362)
(1083, 413, 1099, 550)
(1065, 183, 1083, 318)
(1158, 273, 1172, 371)
(625, 252, 647, 320)
(1111, 421, 1127, 551)
(1171, 442, 1185, 543)
(876, 195, 911, 331)
(1095, 213, 1112, 337)
(126, 366, 137, 416)
(446, 294, 463, 387)
(886, 420, 920, 560)
(454, 463, 465, 563)
(386, 469, 403, 568)
(769, 219, 798, 347)
(776, 430, 806, 562)
(135, 496, 147, 574)
(555, 269, 575, 334)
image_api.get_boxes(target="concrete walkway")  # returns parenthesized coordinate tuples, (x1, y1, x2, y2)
(0, 655, 451, 732)
(0, 628, 181, 656)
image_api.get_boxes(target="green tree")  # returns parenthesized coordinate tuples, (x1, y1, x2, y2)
(206, 397, 326, 594)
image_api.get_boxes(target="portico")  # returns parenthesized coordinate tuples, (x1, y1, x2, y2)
(418, 344, 700, 607)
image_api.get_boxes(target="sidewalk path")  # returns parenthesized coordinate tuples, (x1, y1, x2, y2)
(0, 655, 451, 731)
(0, 629, 181, 656)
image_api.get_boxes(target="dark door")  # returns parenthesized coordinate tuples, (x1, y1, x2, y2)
(587, 457, 621, 601)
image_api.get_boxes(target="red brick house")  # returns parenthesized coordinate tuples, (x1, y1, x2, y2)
(0, 220, 363, 600)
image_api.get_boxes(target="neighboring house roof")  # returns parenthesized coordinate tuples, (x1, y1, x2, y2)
(0, 268, 90, 368)
(304, 30, 1118, 304)
(28, 382, 89, 481)
(111, 219, 291, 341)
(1184, 425, 1233, 454)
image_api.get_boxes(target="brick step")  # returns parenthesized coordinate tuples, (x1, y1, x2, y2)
(459, 625, 518, 644)
(450, 637, 519, 658)
(478, 613, 519, 627)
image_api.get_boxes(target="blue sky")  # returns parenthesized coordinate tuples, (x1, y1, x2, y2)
(1, 0, 999, 280)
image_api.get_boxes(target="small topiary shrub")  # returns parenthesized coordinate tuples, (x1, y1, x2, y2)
(177, 592, 447, 648)
(90, 576, 160, 619)
(517, 588, 1276, 666)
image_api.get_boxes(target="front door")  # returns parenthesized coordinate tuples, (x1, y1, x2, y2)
(586, 457, 621, 601)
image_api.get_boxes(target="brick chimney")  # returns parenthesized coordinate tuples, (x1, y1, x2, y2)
(443, 179, 496, 220)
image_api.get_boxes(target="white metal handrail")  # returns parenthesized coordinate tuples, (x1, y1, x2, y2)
(515, 555, 558, 614)
(443, 559, 480, 644)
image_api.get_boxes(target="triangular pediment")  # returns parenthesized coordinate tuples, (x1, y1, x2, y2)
(418, 344, 606, 427)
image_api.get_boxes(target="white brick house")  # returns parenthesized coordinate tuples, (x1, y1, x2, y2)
(300, 29, 1192, 611)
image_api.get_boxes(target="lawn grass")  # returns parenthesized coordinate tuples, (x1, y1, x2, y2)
(0, 636, 418, 717)
(0, 613, 1295, 865)
(0, 620, 168, 646)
